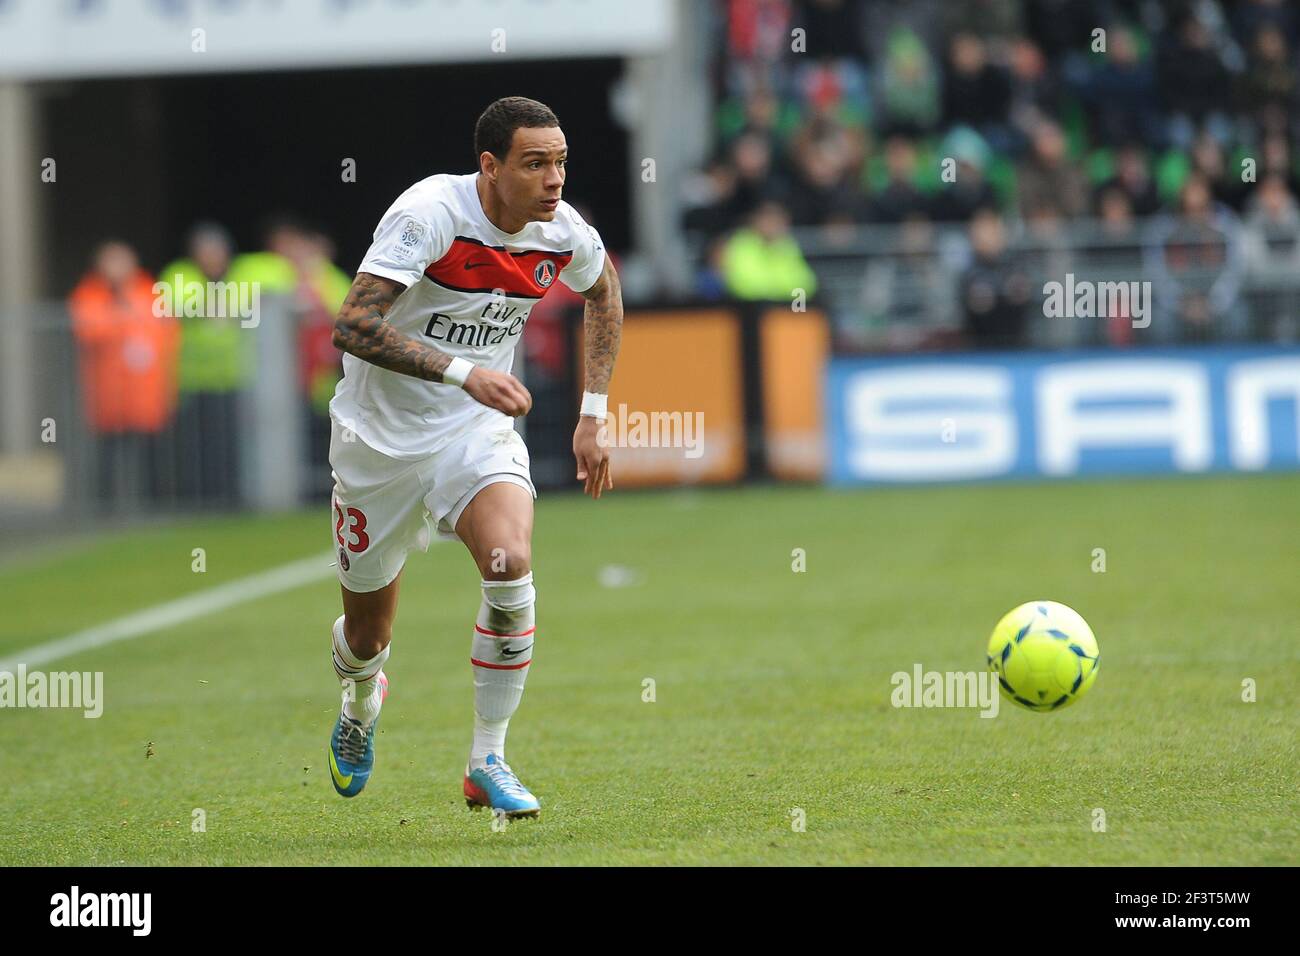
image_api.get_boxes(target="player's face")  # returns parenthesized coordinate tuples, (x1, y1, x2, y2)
(501, 126, 567, 222)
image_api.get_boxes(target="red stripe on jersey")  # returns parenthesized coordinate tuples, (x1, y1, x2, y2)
(426, 236, 572, 299)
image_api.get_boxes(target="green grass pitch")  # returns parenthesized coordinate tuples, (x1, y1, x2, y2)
(1, 475, 1296, 865)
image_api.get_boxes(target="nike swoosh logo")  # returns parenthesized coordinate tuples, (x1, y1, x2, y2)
(328, 748, 353, 789)
(500, 643, 533, 659)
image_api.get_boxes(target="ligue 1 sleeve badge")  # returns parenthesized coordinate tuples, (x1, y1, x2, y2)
(399, 217, 426, 247)
(534, 259, 556, 288)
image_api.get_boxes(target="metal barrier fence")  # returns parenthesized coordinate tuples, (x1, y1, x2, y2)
(784, 217, 1300, 351)
(0, 292, 584, 527)
(1, 295, 325, 524)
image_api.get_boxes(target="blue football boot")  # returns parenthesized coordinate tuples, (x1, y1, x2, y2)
(328, 672, 387, 797)
(463, 754, 541, 819)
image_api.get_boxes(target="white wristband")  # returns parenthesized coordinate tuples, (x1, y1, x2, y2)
(580, 391, 608, 420)
(442, 356, 475, 388)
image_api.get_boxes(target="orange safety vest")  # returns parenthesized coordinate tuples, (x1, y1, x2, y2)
(68, 270, 180, 434)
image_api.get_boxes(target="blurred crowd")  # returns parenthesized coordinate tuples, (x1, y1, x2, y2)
(683, 0, 1300, 349)
(66, 217, 350, 508)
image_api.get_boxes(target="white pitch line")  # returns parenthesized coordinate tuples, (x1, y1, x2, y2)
(0, 552, 336, 672)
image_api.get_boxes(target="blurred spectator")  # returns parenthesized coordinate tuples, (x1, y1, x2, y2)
(1006, 36, 1062, 144)
(264, 220, 351, 479)
(69, 241, 179, 510)
(717, 85, 799, 152)
(1190, 131, 1247, 211)
(790, 65, 869, 183)
(158, 214, 340, 504)
(682, 157, 746, 299)
(1258, 132, 1300, 196)
(722, 0, 793, 96)
(1146, 175, 1248, 342)
(1097, 185, 1139, 242)
(1157, 14, 1233, 149)
(694, 238, 731, 301)
(1242, 173, 1300, 341)
(787, 2, 873, 127)
(1079, 23, 1160, 148)
(740, 85, 786, 142)
(930, 126, 1000, 222)
(1092, 186, 1145, 347)
(1243, 173, 1300, 261)
(960, 209, 1032, 348)
(1095, 143, 1161, 217)
(869, 135, 930, 223)
(287, 230, 350, 410)
(875, 26, 941, 136)
(1021, 202, 1077, 347)
(250, 215, 314, 293)
(726, 131, 794, 224)
(720, 200, 819, 300)
(1237, 24, 1296, 139)
(258, 222, 348, 398)
(790, 139, 868, 228)
(1017, 119, 1088, 220)
(682, 157, 742, 241)
(942, 33, 1016, 153)
(157, 222, 246, 505)
(157, 217, 297, 505)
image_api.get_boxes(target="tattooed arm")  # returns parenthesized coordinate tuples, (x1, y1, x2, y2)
(579, 254, 623, 395)
(332, 272, 452, 380)
(333, 272, 531, 415)
(572, 255, 623, 498)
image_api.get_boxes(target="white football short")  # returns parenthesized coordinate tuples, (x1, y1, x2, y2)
(328, 416, 536, 593)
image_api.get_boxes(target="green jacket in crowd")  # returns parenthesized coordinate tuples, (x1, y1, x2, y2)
(156, 253, 298, 393)
(720, 229, 819, 302)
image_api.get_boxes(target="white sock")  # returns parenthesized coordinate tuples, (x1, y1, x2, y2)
(469, 574, 535, 769)
(331, 615, 389, 726)
(346, 682, 384, 726)
(473, 714, 509, 764)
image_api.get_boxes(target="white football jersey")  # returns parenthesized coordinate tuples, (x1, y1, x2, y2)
(330, 172, 606, 459)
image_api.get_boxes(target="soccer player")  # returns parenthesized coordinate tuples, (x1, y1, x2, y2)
(324, 97, 622, 818)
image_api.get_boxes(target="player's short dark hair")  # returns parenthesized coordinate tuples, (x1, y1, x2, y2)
(474, 97, 560, 164)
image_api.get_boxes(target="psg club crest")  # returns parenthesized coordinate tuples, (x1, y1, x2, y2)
(338, 547, 350, 572)
(534, 259, 556, 288)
